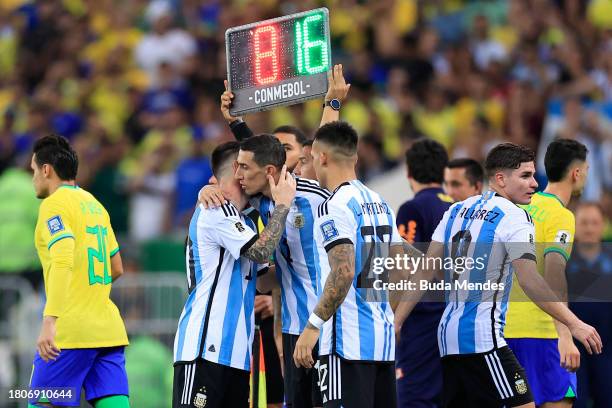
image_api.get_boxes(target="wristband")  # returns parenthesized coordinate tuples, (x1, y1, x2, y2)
(308, 313, 325, 330)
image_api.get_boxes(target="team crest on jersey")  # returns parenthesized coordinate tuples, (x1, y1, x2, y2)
(193, 386, 207, 407)
(293, 213, 305, 228)
(320, 220, 339, 242)
(234, 222, 246, 232)
(555, 230, 571, 244)
(46, 215, 65, 235)
(514, 373, 528, 395)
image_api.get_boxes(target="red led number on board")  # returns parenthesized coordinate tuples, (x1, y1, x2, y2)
(253, 25, 279, 85)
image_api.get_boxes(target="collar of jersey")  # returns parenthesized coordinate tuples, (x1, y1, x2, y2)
(537, 191, 564, 207)
(333, 181, 351, 193)
(59, 184, 79, 190)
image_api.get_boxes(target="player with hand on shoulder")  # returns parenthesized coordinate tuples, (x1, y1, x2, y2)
(29, 135, 130, 408)
(173, 141, 296, 408)
(204, 65, 350, 408)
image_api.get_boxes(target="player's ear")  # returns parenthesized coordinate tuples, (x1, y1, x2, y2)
(265, 164, 277, 176)
(42, 163, 52, 178)
(320, 151, 328, 166)
(494, 171, 506, 188)
(571, 166, 581, 183)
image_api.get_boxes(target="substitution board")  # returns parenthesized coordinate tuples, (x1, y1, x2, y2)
(225, 8, 331, 116)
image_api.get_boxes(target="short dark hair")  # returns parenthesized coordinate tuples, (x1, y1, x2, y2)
(273, 125, 309, 146)
(405, 138, 448, 184)
(313, 121, 358, 156)
(33, 134, 78, 180)
(545, 138, 588, 182)
(484, 143, 535, 177)
(240, 134, 286, 169)
(211, 141, 240, 177)
(302, 139, 313, 148)
(447, 158, 484, 186)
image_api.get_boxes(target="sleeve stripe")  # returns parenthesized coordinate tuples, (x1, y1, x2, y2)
(240, 235, 258, 256)
(110, 247, 120, 257)
(47, 233, 75, 250)
(324, 238, 354, 253)
(221, 202, 239, 217)
(543, 247, 570, 261)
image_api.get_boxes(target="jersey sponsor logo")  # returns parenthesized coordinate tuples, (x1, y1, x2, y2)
(529, 233, 534, 244)
(320, 220, 339, 242)
(46, 215, 65, 235)
(234, 222, 246, 232)
(208, 344, 216, 353)
(555, 230, 571, 244)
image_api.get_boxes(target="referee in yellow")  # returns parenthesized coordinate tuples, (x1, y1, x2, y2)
(506, 138, 589, 407)
(28, 135, 130, 408)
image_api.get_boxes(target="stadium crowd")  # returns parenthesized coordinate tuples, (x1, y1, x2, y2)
(0, 0, 611, 407)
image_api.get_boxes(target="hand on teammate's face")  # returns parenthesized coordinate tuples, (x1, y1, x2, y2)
(268, 165, 297, 207)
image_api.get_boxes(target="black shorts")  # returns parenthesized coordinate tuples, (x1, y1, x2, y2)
(173, 359, 249, 408)
(317, 354, 396, 408)
(259, 317, 284, 403)
(283, 333, 323, 407)
(441, 346, 534, 408)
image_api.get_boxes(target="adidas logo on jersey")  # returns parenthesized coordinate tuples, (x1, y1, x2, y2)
(208, 345, 216, 353)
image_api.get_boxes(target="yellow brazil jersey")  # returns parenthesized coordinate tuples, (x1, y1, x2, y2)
(505, 192, 575, 339)
(34, 185, 128, 348)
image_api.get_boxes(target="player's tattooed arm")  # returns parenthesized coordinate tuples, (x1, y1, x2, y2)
(243, 205, 290, 263)
(308, 243, 355, 328)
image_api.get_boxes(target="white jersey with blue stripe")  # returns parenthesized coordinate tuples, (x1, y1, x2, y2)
(173, 201, 265, 371)
(253, 177, 330, 335)
(315, 180, 401, 362)
(432, 191, 536, 357)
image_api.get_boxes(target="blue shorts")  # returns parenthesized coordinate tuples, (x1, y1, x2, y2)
(506, 338, 577, 406)
(29, 346, 129, 406)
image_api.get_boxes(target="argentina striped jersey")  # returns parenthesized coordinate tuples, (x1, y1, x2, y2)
(173, 201, 265, 371)
(432, 191, 536, 356)
(253, 177, 330, 335)
(315, 180, 401, 362)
